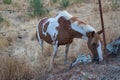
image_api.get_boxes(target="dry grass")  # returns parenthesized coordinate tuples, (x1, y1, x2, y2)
(105, 27, 120, 44)
(0, 55, 33, 80)
(92, 4, 111, 13)
(0, 0, 29, 10)
(0, 32, 18, 50)
(0, 36, 9, 49)
(6, 32, 18, 42)
(0, 17, 11, 29)
(92, 0, 120, 13)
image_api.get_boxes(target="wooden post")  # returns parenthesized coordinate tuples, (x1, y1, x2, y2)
(98, 0, 108, 62)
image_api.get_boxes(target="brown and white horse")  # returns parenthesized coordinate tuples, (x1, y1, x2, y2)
(36, 11, 103, 68)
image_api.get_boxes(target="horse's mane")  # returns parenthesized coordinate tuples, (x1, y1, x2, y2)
(57, 11, 73, 20)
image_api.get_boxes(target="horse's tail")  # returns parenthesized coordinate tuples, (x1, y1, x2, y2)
(36, 24, 40, 42)
(36, 22, 44, 54)
(36, 31, 38, 41)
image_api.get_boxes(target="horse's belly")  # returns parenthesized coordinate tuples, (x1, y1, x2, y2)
(57, 37, 73, 45)
(40, 33, 73, 45)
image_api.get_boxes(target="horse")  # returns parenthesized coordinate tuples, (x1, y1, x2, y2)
(36, 11, 103, 68)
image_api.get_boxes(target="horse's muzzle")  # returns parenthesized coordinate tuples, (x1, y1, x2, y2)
(93, 57, 100, 64)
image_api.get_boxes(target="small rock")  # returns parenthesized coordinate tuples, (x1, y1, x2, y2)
(69, 54, 92, 69)
(107, 37, 120, 56)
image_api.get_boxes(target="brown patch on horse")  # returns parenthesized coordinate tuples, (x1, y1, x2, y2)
(57, 16, 83, 45)
(57, 16, 73, 45)
(43, 22, 49, 32)
(70, 17, 86, 25)
(38, 18, 53, 44)
(38, 18, 48, 26)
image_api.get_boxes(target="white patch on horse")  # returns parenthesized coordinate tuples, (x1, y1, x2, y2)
(58, 11, 73, 20)
(71, 22, 96, 39)
(42, 14, 63, 43)
(97, 40, 103, 61)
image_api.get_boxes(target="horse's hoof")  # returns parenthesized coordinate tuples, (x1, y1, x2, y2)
(69, 63, 73, 70)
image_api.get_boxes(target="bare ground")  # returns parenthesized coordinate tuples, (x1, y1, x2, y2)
(47, 54, 120, 80)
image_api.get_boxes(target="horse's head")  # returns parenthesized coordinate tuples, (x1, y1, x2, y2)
(87, 30, 103, 62)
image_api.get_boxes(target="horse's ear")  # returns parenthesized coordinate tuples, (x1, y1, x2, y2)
(86, 31, 95, 38)
(97, 30, 103, 35)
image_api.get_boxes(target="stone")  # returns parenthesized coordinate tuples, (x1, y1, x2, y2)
(69, 54, 92, 69)
(107, 37, 120, 56)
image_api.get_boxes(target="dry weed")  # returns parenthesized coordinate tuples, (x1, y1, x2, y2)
(0, 31, 18, 50)
(6, 31, 18, 43)
(0, 18, 11, 29)
(92, 5, 111, 13)
(0, 36, 9, 49)
(105, 27, 120, 44)
(0, 55, 33, 80)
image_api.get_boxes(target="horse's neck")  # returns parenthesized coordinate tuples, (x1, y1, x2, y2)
(70, 30, 88, 41)
(71, 22, 95, 35)
(70, 23, 96, 41)
(69, 28, 83, 38)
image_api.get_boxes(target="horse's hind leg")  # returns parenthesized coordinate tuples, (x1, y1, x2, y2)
(64, 44, 70, 64)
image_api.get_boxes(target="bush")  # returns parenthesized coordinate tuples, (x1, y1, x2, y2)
(111, 0, 120, 10)
(0, 15, 10, 28)
(0, 15, 4, 23)
(52, 0, 58, 3)
(74, 0, 84, 3)
(3, 0, 12, 4)
(29, 0, 48, 17)
(60, 0, 70, 9)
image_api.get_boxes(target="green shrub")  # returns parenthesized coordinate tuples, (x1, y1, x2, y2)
(29, 0, 48, 17)
(0, 15, 4, 23)
(111, 0, 120, 10)
(60, 0, 70, 9)
(3, 0, 12, 4)
(74, 0, 83, 3)
(52, 0, 58, 3)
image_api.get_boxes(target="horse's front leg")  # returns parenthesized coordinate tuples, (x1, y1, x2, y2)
(50, 41, 58, 69)
(64, 44, 70, 64)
